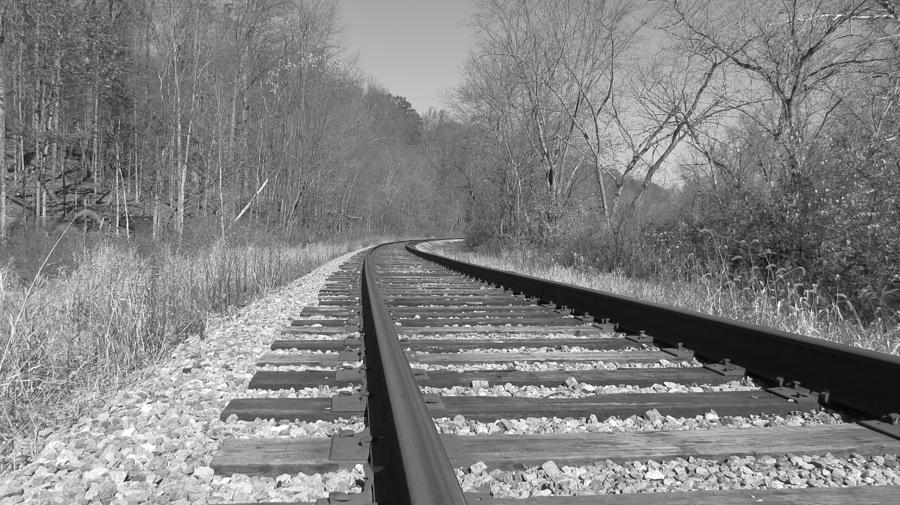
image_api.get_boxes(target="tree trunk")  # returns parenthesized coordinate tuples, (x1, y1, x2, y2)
(0, 11, 6, 242)
(33, 11, 44, 225)
(115, 150, 120, 233)
(229, 48, 247, 198)
(91, 78, 100, 197)
(593, 159, 611, 229)
(133, 106, 140, 202)
(50, 52, 60, 194)
(173, 23, 185, 236)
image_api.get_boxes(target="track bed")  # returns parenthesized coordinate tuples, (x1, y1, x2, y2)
(209, 241, 900, 504)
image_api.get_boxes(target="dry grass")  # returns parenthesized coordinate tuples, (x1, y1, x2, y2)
(436, 241, 900, 356)
(0, 236, 377, 470)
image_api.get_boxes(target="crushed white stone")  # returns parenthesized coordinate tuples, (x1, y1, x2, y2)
(455, 453, 900, 497)
(227, 419, 366, 439)
(0, 249, 369, 505)
(398, 332, 616, 340)
(434, 409, 844, 435)
(404, 346, 649, 353)
(411, 358, 701, 372)
(288, 316, 347, 320)
(422, 378, 758, 398)
(245, 385, 359, 399)
(266, 349, 340, 355)
(256, 362, 363, 372)
(401, 331, 618, 339)
(275, 333, 358, 340)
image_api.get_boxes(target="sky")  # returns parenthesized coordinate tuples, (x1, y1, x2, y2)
(339, 0, 476, 114)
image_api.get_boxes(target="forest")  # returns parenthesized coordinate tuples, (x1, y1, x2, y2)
(0, 0, 461, 243)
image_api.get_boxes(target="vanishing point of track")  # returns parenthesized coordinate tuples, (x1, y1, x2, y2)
(210, 240, 900, 504)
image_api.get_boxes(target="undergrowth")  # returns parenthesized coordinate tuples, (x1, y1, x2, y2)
(435, 240, 899, 356)
(0, 231, 378, 470)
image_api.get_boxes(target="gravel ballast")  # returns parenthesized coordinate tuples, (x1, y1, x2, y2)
(434, 409, 844, 435)
(399, 332, 617, 340)
(455, 453, 900, 497)
(421, 378, 759, 398)
(0, 250, 368, 504)
(410, 358, 700, 372)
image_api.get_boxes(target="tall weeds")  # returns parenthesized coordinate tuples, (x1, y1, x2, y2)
(440, 241, 899, 355)
(0, 238, 366, 469)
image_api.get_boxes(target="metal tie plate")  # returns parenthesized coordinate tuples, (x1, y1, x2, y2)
(704, 359, 746, 376)
(592, 318, 617, 332)
(331, 391, 368, 413)
(335, 367, 366, 383)
(662, 343, 695, 358)
(765, 383, 820, 406)
(625, 331, 654, 344)
(315, 492, 374, 505)
(339, 349, 363, 362)
(329, 428, 371, 461)
(859, 413, 900, 441)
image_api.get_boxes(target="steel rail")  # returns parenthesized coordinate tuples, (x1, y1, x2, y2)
(361, 244, 469, 505)
(407, 240, 900, 420)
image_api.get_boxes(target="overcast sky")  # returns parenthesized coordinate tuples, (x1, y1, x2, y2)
(340, 0, 475, 114)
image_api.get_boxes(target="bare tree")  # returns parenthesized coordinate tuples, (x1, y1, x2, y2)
(457, 0, 730, 234)
(671, 0, 889, 181)
(541, 2, 729, 224)
(462, 1, 588, 218)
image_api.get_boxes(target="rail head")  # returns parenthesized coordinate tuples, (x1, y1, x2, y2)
(361, 243, 468, 505)
(407, 240, 900, 420)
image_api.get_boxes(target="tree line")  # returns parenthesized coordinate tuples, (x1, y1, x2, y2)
(0, 0, 461, 242)
(444, 0, 899, 318)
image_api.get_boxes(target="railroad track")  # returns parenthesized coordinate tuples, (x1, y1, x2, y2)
(210, 240, 900, 504)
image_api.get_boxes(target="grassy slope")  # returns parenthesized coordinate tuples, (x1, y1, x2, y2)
(434, 241, 899, 356)
(0, 235, 382, 469)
